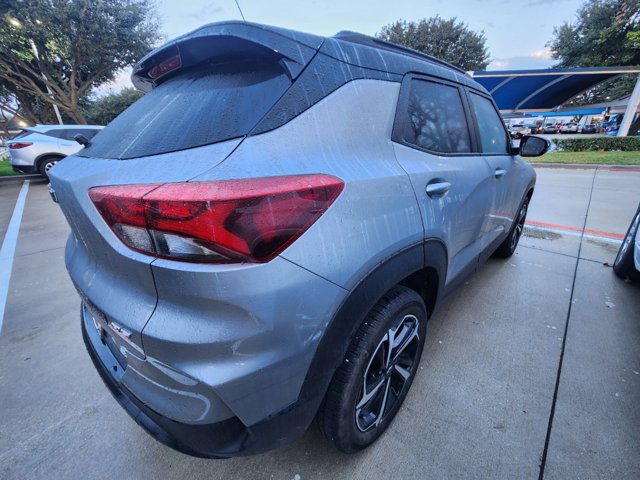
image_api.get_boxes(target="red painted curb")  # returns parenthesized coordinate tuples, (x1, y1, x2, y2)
(526, 220, 625, 240)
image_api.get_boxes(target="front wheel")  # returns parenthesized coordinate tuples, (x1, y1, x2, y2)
(613, 208, 640, 282)
(317, 286, 427, 453)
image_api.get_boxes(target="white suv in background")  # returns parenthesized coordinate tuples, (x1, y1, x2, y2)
(7, 124, 103, 178)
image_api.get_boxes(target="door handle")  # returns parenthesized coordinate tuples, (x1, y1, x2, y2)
(494, 168, 507, 178)
(426, 181, 451, 197)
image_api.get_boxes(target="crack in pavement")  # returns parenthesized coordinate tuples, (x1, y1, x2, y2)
(538, 166, 599, 479)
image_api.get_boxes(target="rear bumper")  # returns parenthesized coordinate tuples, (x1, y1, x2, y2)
(81, 303, 314, 458)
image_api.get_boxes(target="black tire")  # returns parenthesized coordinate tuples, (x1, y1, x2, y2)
(38, 156, 61, 179)
(494, 197, 529, 258)
(317, 285, 427, 453)
(613, 207, 640, 282)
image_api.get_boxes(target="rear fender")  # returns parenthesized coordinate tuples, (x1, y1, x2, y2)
(271, 240, 447, 432)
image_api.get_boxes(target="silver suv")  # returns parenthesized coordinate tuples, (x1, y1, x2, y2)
(49, 22, 546, 458)
(8, 124, 103, 177)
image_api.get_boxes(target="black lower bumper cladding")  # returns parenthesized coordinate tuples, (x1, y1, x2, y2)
(80, 308, 301, 458)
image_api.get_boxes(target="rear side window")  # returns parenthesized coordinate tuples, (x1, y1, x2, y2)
(401, 79, 471, 154)
(45, 129, 95, 141)
(44, 129, 67, 139)
(83, 129, 101, 140)
(468, 93, 509, 154)
(80, 60, 291, 159)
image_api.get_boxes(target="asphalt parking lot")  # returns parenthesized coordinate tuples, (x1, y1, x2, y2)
(0, 165, 639, 480)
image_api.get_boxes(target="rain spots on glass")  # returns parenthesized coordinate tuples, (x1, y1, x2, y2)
(469, 92, 510, 154)
(80, 60, 292, 160)
(403, 80, 471, 154)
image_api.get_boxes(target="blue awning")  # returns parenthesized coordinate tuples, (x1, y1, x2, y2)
(472, 67, 640, 111)
(531, 109, 607, 117)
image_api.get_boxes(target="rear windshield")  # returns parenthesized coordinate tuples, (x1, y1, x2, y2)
(11, 130, 29, 140)
(80, 60, 291, 159)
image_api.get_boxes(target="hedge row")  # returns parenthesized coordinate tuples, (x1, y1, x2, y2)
(553, 136, 640, 152)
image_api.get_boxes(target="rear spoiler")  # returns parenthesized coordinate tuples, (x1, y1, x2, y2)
(131, 21, 324, 92)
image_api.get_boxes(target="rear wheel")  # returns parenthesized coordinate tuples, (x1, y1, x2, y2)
(38, 156, 61, 179)
(495, 197, 529, 258)
(317, 286, 427, 453)
(613, 209, 640, 282)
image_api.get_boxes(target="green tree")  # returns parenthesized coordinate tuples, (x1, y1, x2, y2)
(0, 0, 159, 124)
(376, 17, 490, 71)
(549, 0, 640, 67)
(548, 0, 640, 105)
(83, 87, 143, 125)
(0, 78, 61, 125)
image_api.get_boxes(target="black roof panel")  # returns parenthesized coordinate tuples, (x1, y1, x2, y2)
(132, 22, 483, 93)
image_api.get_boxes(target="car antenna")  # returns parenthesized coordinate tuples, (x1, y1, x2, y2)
(234, 0, 247, 21)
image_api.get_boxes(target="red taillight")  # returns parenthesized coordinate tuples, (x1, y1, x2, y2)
(8, 142, 33, 149)
(88, 175, 344, 263)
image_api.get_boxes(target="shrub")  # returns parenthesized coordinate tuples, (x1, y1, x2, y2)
(553, 136, 640, 152)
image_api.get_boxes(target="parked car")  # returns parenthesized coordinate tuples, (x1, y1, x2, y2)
(580, 123, 597, 134)
(49, 22, 546, 458)
(613, 202, 640, 282)
(560, 123, 578, 134)
(509, 124, 531, 138)
(606, 125, 620, 136)
(525, 123, 544, 135)
(543, 123, 558, 134)
(7, 124, 103, 178)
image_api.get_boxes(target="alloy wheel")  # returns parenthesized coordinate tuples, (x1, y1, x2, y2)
(44, 160, 58, 173)
(355, 314, 420, 432)
(510, 203, 527, 251)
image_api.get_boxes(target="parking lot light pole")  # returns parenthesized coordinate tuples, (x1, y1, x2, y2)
(6, 16, 64, 125)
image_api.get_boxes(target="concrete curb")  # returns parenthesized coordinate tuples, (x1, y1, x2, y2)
(530, 162, 640, 172)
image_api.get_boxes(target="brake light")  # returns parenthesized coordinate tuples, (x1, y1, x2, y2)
(88, 175, 344, 263)
(9, 142, 33, 149)
(148, 54, 182, 79)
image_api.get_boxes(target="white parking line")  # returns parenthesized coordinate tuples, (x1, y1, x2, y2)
(0, 180, 30, 334)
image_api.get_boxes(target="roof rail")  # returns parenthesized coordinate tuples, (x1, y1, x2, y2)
(332, 31, 467, 75)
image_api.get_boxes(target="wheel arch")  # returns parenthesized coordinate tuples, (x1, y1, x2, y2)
(35, 153, 66, 171)
(290, 240, 447, 429)
(526, 185, 535, 200)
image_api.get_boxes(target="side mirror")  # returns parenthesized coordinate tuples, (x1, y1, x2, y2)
(74, 133, 90, 147)
(518, 135, 550, 157)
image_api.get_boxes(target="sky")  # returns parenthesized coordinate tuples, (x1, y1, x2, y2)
(104, 0, 585, 91)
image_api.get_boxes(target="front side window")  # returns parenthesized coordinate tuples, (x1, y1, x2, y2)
(60, 129, 88, 141)
(84, 129, 101, 140)
(402, 79, 471, 154)
(469, 93, 509, 154)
